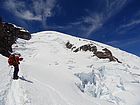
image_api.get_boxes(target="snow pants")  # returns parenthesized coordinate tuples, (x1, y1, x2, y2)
(13, 65, 19, 79)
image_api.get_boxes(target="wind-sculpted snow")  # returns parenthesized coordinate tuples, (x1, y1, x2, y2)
(0, 31, 140, 105)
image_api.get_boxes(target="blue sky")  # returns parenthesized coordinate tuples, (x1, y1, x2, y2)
(0, 0, 140, 56)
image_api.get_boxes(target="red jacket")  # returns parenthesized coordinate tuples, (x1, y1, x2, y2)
(8, 55, 23, 66)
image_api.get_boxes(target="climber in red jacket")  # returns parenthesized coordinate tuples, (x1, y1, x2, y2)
(8, 53, 23, 79)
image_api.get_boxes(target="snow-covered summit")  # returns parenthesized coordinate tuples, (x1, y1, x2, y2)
(0, 31, 140, 105)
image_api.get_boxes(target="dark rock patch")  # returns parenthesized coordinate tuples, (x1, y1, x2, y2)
(0, 21, 31, 57)
(65, 41, 121, 63)
(73, 44, 97, 53)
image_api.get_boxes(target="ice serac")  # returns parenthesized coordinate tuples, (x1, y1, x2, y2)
(0, 31, 140, 105)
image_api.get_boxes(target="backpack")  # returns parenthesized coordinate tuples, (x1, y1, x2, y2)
(8, 56, 14, 65)
(8, 55, 17, 65)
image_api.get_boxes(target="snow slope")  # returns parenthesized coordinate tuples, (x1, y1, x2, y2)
(0, 31, 140, 105)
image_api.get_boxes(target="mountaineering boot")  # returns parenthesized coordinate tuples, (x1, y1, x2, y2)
(13, 76, 19, 80)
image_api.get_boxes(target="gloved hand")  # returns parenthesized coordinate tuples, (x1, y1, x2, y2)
(19, 58, 23, 61)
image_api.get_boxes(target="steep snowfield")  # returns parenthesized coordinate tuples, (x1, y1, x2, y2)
(0, 31, 140, 105)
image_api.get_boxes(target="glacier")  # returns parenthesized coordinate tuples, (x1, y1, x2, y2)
(0, 31, 140, 105)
